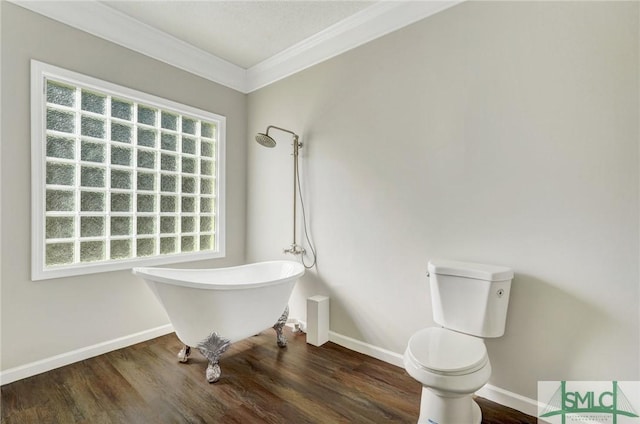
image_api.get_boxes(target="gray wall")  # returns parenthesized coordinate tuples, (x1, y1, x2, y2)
(1, 2, 247, 370)
(247, 2, 639, 400)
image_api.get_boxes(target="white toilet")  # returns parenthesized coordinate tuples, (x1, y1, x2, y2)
(404, 259, 514, 424)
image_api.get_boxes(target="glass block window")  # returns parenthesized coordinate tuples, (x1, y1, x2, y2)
(31, 60, 226, 280)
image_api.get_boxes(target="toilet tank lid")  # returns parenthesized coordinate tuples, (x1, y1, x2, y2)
(428, 259, 513, 281)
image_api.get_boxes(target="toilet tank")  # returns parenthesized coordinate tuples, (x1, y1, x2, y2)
(428, 259, 514, 338)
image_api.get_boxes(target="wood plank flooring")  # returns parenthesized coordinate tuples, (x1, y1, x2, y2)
(1, 328, 536, 423)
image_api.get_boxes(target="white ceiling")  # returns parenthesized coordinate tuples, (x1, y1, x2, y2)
(14, 0, 461, 92)
(101, 1, 376, 69)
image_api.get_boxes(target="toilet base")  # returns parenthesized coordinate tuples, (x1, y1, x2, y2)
(417, 387, 481, 424)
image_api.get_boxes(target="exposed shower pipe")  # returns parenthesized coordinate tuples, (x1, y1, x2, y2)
(255, 126, 305, 256)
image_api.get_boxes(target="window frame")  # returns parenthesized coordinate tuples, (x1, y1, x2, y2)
(31, 60, 226, 281)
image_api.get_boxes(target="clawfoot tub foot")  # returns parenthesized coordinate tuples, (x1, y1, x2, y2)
(177, 345, 191, 363)
(197, 332, 231, 383)
(273, 305, 290, 348)
(206, 362, 222, 383)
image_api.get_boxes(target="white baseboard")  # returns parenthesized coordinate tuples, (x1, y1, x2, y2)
(328, 330, 538, 418)
(0, 324, 174, 386)
(476, 383, 540, 418)
(328, 331, 405, 368)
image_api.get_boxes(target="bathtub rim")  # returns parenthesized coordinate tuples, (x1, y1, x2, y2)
(132, 260, 305, 290)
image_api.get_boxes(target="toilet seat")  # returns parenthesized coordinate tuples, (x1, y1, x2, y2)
(406, 327, 488, 376)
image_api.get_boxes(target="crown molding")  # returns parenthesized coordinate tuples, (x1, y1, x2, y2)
(11, 0, 247, 92)
(11, 0, 461, 94)
(245, 1, 461, 92)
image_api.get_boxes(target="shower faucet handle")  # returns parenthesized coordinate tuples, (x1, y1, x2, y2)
(284, 243, 305, 256)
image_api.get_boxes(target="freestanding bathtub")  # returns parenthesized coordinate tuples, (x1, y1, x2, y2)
(132, 260, 305, 382)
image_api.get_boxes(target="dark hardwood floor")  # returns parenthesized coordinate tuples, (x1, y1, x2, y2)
(1, 328, 535, 423)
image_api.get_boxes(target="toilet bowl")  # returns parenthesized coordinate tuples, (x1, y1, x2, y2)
(404, 259, 513, 424)
(404, 327, 492, 424)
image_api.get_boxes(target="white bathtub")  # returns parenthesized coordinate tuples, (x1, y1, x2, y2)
(132, 260, 305, 382)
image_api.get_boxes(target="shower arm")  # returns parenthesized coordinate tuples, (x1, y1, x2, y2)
(265, 125, 296, 138)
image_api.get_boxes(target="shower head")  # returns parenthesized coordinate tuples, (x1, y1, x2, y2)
(255, 132, 277, 148)
(255, 125, 299, 149)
